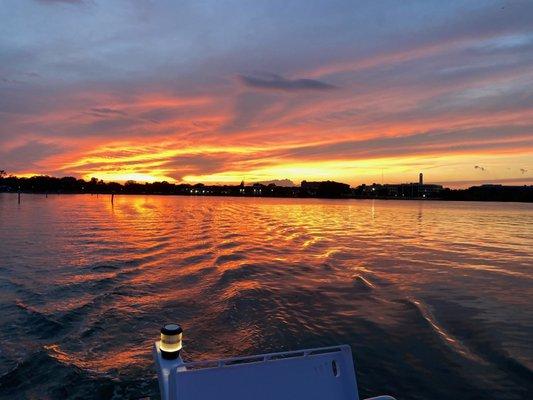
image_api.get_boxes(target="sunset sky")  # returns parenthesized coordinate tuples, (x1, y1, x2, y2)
(1, 0, 532, 187)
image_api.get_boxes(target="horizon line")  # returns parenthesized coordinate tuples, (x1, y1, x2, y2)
(2, 173, 532, 189)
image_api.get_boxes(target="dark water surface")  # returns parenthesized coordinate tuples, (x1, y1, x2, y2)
(0, 194, 531, 399)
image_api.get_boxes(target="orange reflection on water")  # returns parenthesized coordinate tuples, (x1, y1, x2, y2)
(0, 194, 531, 383)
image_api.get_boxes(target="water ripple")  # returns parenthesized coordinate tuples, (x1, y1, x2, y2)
(0, 195, 531, 400)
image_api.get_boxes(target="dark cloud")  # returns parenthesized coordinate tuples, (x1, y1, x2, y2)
(35, 0, 86, 4)
(0, 141, 64, 172)
(238, 74, 337, 92)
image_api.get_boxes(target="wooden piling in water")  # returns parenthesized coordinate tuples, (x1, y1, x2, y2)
(18, 192, 21, 204)
(111, 193, 114, 204)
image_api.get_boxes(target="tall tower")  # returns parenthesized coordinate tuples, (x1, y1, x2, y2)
(419, 173, 423, 185)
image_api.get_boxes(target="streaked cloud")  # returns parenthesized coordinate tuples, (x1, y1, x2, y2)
(88, 108, 127, 117)
(0, 0, 531, 187)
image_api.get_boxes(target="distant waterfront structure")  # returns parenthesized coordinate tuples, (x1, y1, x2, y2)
(355, 173, 443, 199)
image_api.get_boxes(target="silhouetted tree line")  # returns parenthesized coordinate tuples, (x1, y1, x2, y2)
(0, 172, 531, 201)
(301, 180, 351, 198)
(0, 173, 352, 198)
(439, 185, 533, 202)
(0, 174, 303, 197)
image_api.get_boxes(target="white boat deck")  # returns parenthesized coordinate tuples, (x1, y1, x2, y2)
(154, 342, 395, 400)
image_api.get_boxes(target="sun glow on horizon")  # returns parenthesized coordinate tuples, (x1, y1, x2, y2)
(179, 152, 533, 186)
(82, 172, 176, 183)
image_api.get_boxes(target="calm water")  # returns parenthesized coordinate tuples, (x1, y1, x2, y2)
(0, 194, 531, 400)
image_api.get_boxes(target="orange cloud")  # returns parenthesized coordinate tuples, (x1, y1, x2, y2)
(2, 26, 532, 187)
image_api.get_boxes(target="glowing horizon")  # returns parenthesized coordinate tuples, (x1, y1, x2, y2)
(1, 1, 532, 188)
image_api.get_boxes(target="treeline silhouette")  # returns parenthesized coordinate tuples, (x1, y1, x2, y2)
(439, 186, 533, 202)
(0, 171, 531, 202)
(0, 174, 312, 197)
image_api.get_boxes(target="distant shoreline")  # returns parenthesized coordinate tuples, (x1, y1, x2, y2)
(1, 174, 531, 203)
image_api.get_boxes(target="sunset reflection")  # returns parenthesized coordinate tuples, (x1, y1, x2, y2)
(0, 194, 531, 398)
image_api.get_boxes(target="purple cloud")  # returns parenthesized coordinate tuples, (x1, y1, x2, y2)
(238, 74, 337, 92)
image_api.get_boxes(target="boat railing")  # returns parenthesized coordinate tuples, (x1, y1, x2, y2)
(153, 324, 396, 400)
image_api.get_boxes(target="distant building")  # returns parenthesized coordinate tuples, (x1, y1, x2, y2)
(354, 173, 442, 199)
